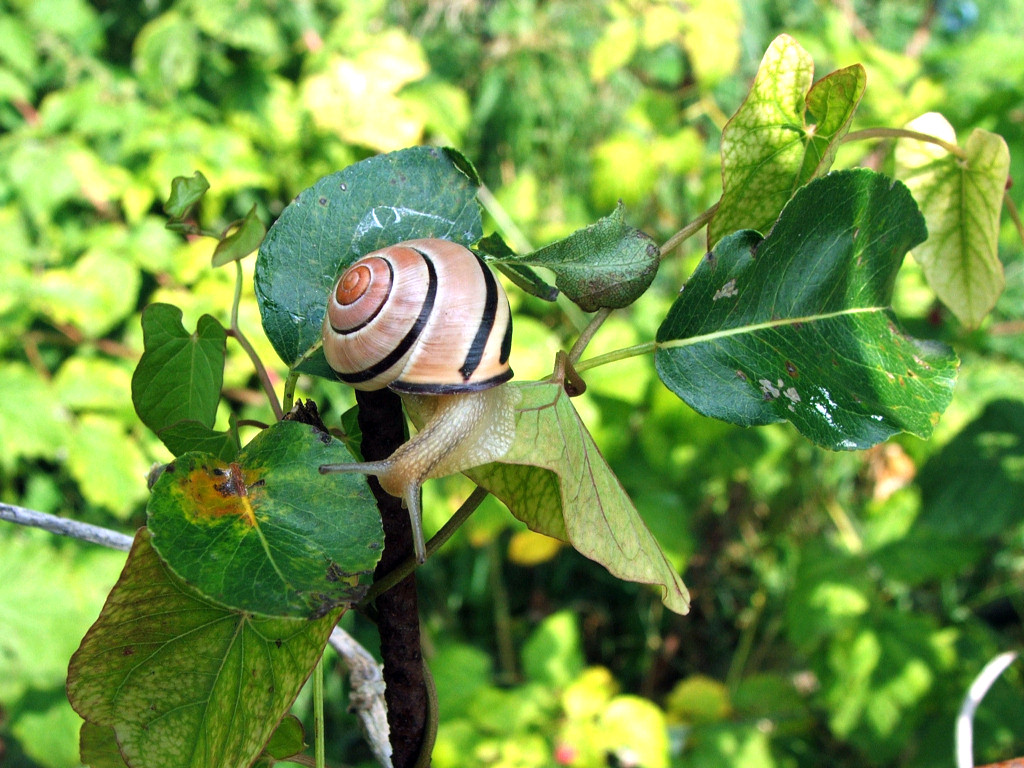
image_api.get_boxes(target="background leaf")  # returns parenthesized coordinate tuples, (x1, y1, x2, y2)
(895, 113, 1010, 328)
(470, 381, 690, 615)
(708, 34, 865, 247)
(147, 420, 382, 618)
(657, 170, 958, 449)
(255, 146, 482, 378)
(67, 529, 339, 768)
(917, 398, 1024, 538)
(211, 204, 266, 266)
(130, 303, 233, 458)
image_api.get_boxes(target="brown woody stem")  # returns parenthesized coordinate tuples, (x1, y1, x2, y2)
(356, 388, 429, 768)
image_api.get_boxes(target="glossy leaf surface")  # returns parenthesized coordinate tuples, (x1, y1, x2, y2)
(470, 381, 690, 615)
(255, 146, 482, 378)
(658, 170, 958, 450)
(709, 34, 865, 247)
(148, 420, 382, 617)
(68, 529, 339, 768)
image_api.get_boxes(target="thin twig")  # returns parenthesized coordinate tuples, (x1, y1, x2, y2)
(660, 203, 719, 258)
(843, 127, 965, 158)
(230, 260, 284, 421)
(957, 651, 1019, 768)
(359, 485, 490, 607)
(0, 503, 134, 550)
(567, 308, 611, 364)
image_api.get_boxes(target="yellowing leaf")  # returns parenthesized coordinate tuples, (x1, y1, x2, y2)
(680, 0, 741, 85)
(709, 34, 865, 247)
(507, 529, 563, 566)
(471, 382, 690, 614)
(895, 112, 1009, 328)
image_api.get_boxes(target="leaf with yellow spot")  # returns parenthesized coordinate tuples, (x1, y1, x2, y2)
(148, 420, 382, 618)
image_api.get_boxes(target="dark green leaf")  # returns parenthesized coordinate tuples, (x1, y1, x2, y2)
(212, 204, 267, 266)
(656, 169, 957, 450)
(918, 398, 1024, 538)
(131, 304, 229, 456)
(147, 420, 383, 617)
(68, 529, 339, 768)
(163, 170, 209, 220)
(255, 146, 482, 378)
(495, 203, 658, 311)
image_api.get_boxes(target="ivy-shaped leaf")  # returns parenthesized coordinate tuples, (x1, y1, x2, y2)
(895, 112, 1009, 328)
(131, 303, 238, 460)
(491, 204, 659, 311)
(255, 146, 483, 378)
(708, 34, 865, 247)
(148, 420, 383, 618)
(469, 381, 690, 615)
(68, 529, 339, 768)
(163, 170, 209, 222)
(657, 169, 958, 450)
(212, 204, 267, 266)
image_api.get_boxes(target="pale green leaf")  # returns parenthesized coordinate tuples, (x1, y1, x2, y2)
(709, 34, 865, 247)
(470, 382, 690, 614)
(895, 112, 1009, 328)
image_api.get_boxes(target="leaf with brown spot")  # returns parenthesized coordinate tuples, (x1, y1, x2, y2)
(148, 420, 382, 617)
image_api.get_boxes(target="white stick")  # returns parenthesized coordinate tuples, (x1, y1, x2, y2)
(956, 650, 1019, 768)
(0, 502, 134, 550)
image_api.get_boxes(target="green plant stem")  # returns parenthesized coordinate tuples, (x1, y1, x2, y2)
(1004, 191, 1024, 245)
(575, 341, 657, 373)
(230, 260, 284, 421)
(659, 202, 719, 258)
(567, 308, 611, 364)
(565, 203, 717, 366)
(283, 370, 300, 414)
(359, 485, 490, 607)
(842, 127, 965, 158)
(313, 654, 326, 768)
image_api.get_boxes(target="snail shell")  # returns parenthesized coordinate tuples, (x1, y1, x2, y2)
(323, 238, 513, 393)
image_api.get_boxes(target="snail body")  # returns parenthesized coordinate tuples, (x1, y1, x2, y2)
(319, 239, 517, 562)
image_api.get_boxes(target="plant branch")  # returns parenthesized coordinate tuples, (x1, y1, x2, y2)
(313, 655, 326, 768)
(0, 503, 134, 550)
(230, 260, 284, 421)
(660, 202, 719, 258)
(1004, 190, 1024, 245)
(328, 627, 392, 768)
(356, 388, 429, 768)
(360, 485, 490, 607)
(842, 127, 965, 158)
(575, 341, 657, 373)
(566, 203, 717, 366)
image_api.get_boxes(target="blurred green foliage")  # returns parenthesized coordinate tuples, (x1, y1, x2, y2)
(1, 1, 1023, 767)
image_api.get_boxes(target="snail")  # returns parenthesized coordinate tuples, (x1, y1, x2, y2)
(318, 238, 518, 563)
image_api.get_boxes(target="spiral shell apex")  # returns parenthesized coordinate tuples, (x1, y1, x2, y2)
(323, 239, 513, 394)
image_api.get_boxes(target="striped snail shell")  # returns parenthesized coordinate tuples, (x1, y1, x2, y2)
(322, 238, 513, 394)
(320, 239, 519, 563)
